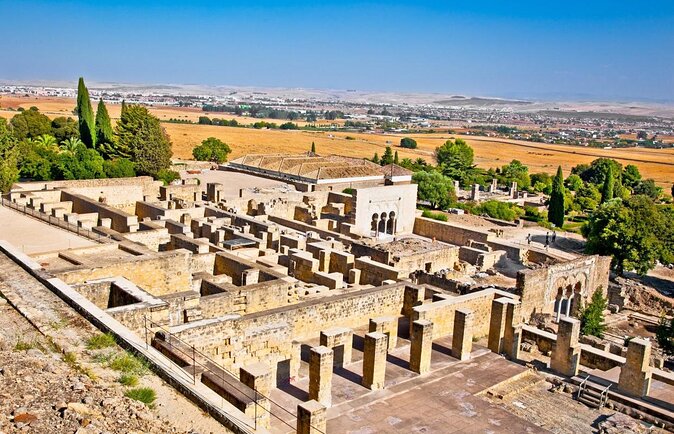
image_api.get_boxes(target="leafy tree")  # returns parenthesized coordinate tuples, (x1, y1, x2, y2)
(116, 105, 172, 176)
(500, 160, 530, 189)
(622, 164, 642, 189)
(656, 316, 674, 356)
(636, 131, 648, 140)
(575, 183, 602, 211)
(53, 144, 105, 180)
(9, 107, 51, 140)
(632, 179, 662, 200)
(103, 158, 136, 178)
(580, 287, 607, 338)
(60, 137, 84, 154)
(76, 77, 96, 148)
(475, 200, 525, 222)
(34, 134, 58, 149)
(0, 118, 19, 192)
(400, 137, 417, 149)
(192, 137, 232, 163)
(279, 122, 299, 130)
(50, 116, 79, 143)
(156, 169, 180, 185)
(394, 150, 399, 165)
(548, 166, 566, 228)
(435, 139, 474, 182)
(601, 165, 615, 203)
(381, 146, 394, 165)
(531, 172, 553, 193)
(565, 174, 583, 192)
(371, 153, 380, 164)
(413, 171, 456, 209)
(198, 116, 212, 125)
(311, 142, 316, 154)
(95, 99, 116, 158)
(583, 195, 664, 275)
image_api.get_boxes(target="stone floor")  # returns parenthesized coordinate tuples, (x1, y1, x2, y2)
(0, 205, 95, 254)
(268, 326, 549, 433)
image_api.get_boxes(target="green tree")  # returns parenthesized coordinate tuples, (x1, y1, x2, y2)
(500, 159, 530, 189)
(9, 107, 51, 140)
(475, 200, 525, 222)
(632, 179, 662, 200)
(622, 164, 642, 189)
(311, 142, 316, 154)
(435, 138, 474, 182)
(60, 137, 84, 154)
(580, 287, 607, 338)
(393, 150, 399, 165)
(381, 146, 394, 165)
(76, 77, 96, 148)
(565, 174, 583, 191)
(583, 195, 663, 275)
(116, 105, 172, 176)
(54, 144, 106, 180)
(578, 158, 622, 186)
(0, 118, 19, 192)
(95, 99, 116, 158)
(400, 137, 417, 149)
(575, 183, 602, 211)
(601, 165, 615, 203)
(656, 316, 674, 356)
(51, 116, 79, 143)
(192, 137, 232, 163)
(103, 159, 136, 178)
(371, 153, 380, 164)
(17, 139, 59, 181)
(548, 166, 566, 228)
(413, 171, 456, 209)
(34, 134, 58, 149)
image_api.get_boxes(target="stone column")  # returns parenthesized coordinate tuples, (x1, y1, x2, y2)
(240, 363, 272, 429)
(618, 338, 652, 397)
(510, 182, 518, 199)
(453, 180, 460, 192)
(296, 400, 327, 434)
(471, 184, 480, 201)
(362, 332, 388, 390)
(403, 286, 425, 335)
(410, 320, 433, 374)
(319, 327, 353, 368)
(309, 346, 333, 407)
(452, 308, 474, 361)
(369, 316, 398, 351)
(503, 301, 522, 361)
(550, 317, 581, 376)
(488, 297, 510, 354)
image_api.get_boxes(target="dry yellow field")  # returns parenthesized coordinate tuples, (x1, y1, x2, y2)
(2, 95, 672, 186)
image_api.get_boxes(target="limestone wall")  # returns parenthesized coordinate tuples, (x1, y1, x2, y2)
(413, 217, 494, 246)
(61, 191, 139, 232)
(352, 184, 417, 237)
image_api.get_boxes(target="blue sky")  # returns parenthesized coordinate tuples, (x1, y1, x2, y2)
(3, 1, 674, 101)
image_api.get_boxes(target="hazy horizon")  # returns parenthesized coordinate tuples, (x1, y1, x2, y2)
(4, 1, 674, 103)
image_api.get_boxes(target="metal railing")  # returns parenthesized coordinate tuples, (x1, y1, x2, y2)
(1, 198, 110, 243)
(578, 374, 590, 398)
(144, 316, 325, 434)
(599, 383, 611, 408)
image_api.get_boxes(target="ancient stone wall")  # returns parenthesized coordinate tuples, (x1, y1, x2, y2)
(413, 217, 494, 246)
(61, 191, 139, 232)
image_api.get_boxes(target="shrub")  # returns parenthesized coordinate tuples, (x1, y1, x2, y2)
(342, 188, 355, 195)
(345, 136, 356, 140)
(156, 169, 180, 185)
(475, 200, 524, 222)
(118, 374, 139, 386)
(125, 387, 156, 405)
(400, 137, 417, 149)
(109, 353, 148, 375)
(86, 333, 116, 350)
(103, 158, 136, 178)
(14, 340, 37, 351)
(192, 137, 231, 163)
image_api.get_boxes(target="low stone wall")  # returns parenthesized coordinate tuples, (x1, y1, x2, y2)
(413, 217, 493, 246)
(61, 191, 139, 233)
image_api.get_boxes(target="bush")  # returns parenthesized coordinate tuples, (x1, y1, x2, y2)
(103, 158, 136, 178)
(580, 287, 608, 338)
(400, 137, 418, 149)
(342, 188, 355, 195)
(345, 136, 356, 140)
(125, 387, 156, 405)
(421, 209, 448, 221)
(475, 200, 524, 222)
(109, 353, 148, 375)
(279, 122, 299, 130)
(192, 137, 231, 163)
(156, 169, 180, 185)
(118, 374, 139, 386)
(86, 333, 116, 350)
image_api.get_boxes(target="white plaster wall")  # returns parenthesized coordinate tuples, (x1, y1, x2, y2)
(352, 184, 417, 237)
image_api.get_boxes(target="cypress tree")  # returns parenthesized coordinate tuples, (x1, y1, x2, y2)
(580, 287, 607, 337)
(394, 150, 399, 165)
(601, 165, 614, 203)
(116, 105, 172, 176)
(381, 146, 394, 165)
(372, 153, 380, 164)
(121, 100, 127, 117)
(95, 99, 116, 158)
(311, 141, 316, 154)
(76, 77, 96, 148)
(548, 166, 565, 227)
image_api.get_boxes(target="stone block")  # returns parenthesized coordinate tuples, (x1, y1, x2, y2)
(452, 308, 473, 361)
(362, 332, 388, 390)
(369, 316, 398, 351)
(309, 346, 333, 407)
(319, 327, 353, 367)
(618, 338, 652, 397)
(410, 319, 433, 374)
(297, 400, 327, 434)
(550, 317, 581, 376)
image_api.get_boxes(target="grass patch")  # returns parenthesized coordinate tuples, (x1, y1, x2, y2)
(86, 333, 116, 350)
(14, 340, 38, 351)
(63, 351, 78, 367)
(109, 352, 148, 376)
(421, 209, 448, 222)
(118, 374, 139, 387)
(125, 387, 156, 406)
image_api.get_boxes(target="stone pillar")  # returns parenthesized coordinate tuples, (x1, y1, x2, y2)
(550, 317, 581, 377)
(319, 327, 353, 368)
(453, 180, 460, 192)
(362, 332, 388, 390)
(296, 400, 326, 434)
(471, 184, 480, 201)
(318, 250, 330, 272)
(618, 338, 652, 397)
(410, 320, 433, 374)
(488, 297, 510, 354)
(490, 178, 498, 193)
(403, 286, 425, 334)
(240, 363, 272, 429)
(452, 308, 474, 361)
(369, 316, 398, 351)
(510, 182, 518, 199)
(309, 346, 333, 407)
(503, 301, 522, 361)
